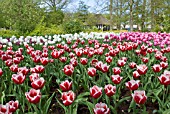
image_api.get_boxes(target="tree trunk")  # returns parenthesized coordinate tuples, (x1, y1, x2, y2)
(151, 0, 154, 30)
(130, 0, 133, 32)
(141, 0, 146, 31)
(109, 0, 113, 30)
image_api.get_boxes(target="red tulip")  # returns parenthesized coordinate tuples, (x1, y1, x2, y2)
(25, 89, 41, 104)
(142, 57, 149, 63)
(63, 65, 74, 76)
(34, 65, 45, 73)
(160, 62, 168, 69)
(70, 58, 78, 67)
(152, 64, 162, 73)
(95, 61, 103, 70)
(0, 104, 8, 113)
(40, 57, 49, 66)
(101, 63, 109, 73)
(91, 59, 98, 66)
(29, 73, 40, 82)
(13, 57, 21, 64)
(132, 90, 147, 104)
(31, 77, 45, 89)
(88, 67, 96, 77)
(140, 44, 148, 51)
(60, 80, 72, 92)
(104, 84, 116, 97)
(59, 57, 67, 63)
(158, 70, 170, 86)
(133, 71, 140, 78)
(5, 59, 13, 67)
(12, 73, 26, 84)
(106, 56, 112, 64)
(155, 51, 162, 60)
(129, 62, 137, 69)
(112, 67, 121, 75)
(80, 58, 88, 65)
(93, 102, 110, 114)
(51, 50, 61, 59)
(10, 64, 18, 73)
(90, 85, 102, 99)
(121, 57, 128, 62)
(61, 91, 75, 106)
(8, 100, 19, 112)
(75, 49, 83, 57)
(137, 64, 148, 75)
(18, 67, 29, 75)
(0, 68, 3, 76)
(111, 75, 123, 84)
(117, 59, 126, 67)
(125, 80, 140, 90)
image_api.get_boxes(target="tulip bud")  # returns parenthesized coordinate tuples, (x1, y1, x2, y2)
(111, 75, 123, 84)
(90, 85, 102, 99)
(125, 80, 140, 90)
(31, 77, 45, 89)
(61, 91, 75, 106)
(93, 102, 110, 114)
(63, 65, 74, 76)
(104, 84, 116, 97)
(59, 80, 72, 92)
(132, 90, 147, 104)
(25, 89, 41, 104)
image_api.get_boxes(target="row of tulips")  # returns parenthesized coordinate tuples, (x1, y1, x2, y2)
(0, 32, 170, 114)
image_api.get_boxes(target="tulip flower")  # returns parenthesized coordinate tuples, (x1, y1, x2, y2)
(160, 62, 168, 69)
(101, 63, 109, 73)
(10, 64, 18, 73)
(25, 89, 41, 104)
(8, 100, 19, 112)
(51, 50, 61, 59)
(137, 64, 148, 75)
(132, 90, 147, 104)
(142, 57, 149, 63)
(29, 73, 40, 82)
(129, 62, 137, 69)
(93, 102, 110, 114)
(18, 67, 29, 75)
(70, 58, 78, 67)
(34, 65, 45, 73)
(106, 56, 112, 64)
(63, 65, 74, 76)
(104, 84, 116, 97)
(59, 57, 67, 63)
(5, 59, 13, 67)
(152, 64, 162, 73)
(59, 80, 72, 92)
(117, 59, 126, 67)
(133, 71, 140, 78)
(111, 75, 123, 84)
(12, 73, 26, 84)
(158, 70, 170, 86)
(125, 80, 140, 90)
(80, 58, 88, 65)
(13, 57, 21, 64)
(31, 77, 45, 89)
(40, 57, 49, 66)
(90, 85, 102, 99)
(0, 104, 8, 113)
(91, 59, 98, 66)
(88, 67, 96, 77)
(112, 67, 121, 75)
(61, 91, 75, 106)
(0, 68, 3, 76)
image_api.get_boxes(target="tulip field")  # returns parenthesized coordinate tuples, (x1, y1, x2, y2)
(0, 32, 170, 114)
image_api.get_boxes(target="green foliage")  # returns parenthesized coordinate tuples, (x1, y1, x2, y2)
(152, 25, 163, 32)
(63, 21, 84, 34)
(45, 10, 64, 27)
(0, 29, 19, 38)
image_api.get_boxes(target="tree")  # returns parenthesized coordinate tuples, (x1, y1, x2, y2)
(75, 1, 89, 23)
(0, 0, 44, 34)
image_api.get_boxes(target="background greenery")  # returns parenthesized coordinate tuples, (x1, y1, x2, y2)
(0, 0, 169, 37)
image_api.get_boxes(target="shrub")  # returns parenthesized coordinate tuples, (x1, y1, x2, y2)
(63, 21, 84, 34)
(0, 29, 19, 38)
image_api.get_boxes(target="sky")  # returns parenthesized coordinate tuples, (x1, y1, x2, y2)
(67, 0, 106, 13)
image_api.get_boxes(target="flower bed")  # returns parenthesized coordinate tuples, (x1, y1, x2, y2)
(0, 32, 170, 114)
